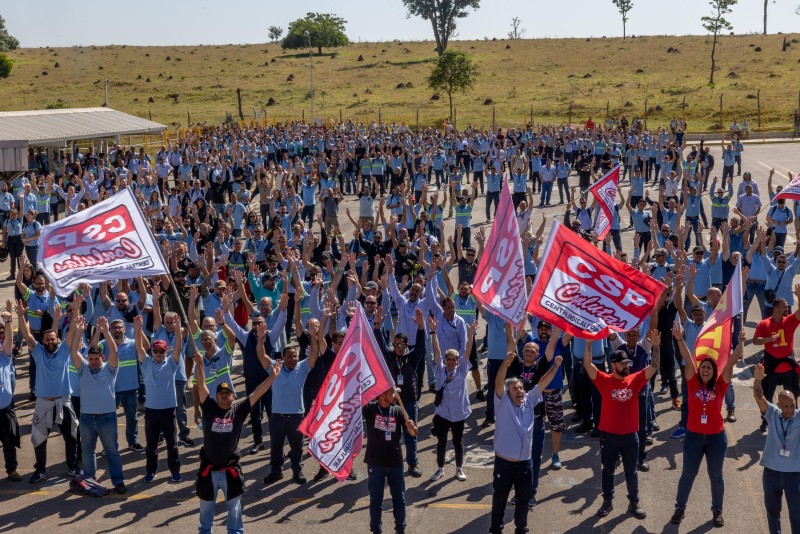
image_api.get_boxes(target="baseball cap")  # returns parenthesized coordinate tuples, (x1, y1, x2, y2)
(216, 382, 233, 394)
(365, 281, 379, 290)
(609, 351, 631, 364)
(537, 321, 552, 329)
(152, 340, 168, 351)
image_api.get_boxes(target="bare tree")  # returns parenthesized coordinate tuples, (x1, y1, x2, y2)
(701, 0, 737, 85)
(507, 17, 525, 39)
(612, 0, 634, 40)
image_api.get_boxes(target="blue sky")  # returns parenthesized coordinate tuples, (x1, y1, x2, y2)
(4, 0, 799, 47)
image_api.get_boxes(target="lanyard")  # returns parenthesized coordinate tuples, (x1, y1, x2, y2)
(781, 418, 793, 448)
(699, 384, 712, 414)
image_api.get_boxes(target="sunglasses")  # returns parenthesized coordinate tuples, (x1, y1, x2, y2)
(392, 342, 406, 347)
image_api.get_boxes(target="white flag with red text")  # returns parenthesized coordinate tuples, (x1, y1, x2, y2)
(37, 188, 168, 295)
(299, 303, 395, 481)
(472, 182, 528, 325)
(590, 164, 620, 240)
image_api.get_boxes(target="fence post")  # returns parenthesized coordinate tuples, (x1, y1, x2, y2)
(454, 107, 457, 129)
(378, 107, 382, 125)
(492, 105, 496, 132)
(340, 109, 343, 122)
(416, 107, 419, 133)
(606, 101, 610, 119)
(644, 99, 647, 130)
(568, 102, 573, 126)
(530, 105, 533, 127)
(681, 95, 686, 123)
(719, 93, 724, 136)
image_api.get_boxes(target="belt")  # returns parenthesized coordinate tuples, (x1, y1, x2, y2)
(747, 280, 766, 284)
(495, 453, 525, 463)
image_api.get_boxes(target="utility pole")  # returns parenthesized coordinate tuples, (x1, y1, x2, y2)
(103, 80, 109, 107)
(304, 31, 314, 124)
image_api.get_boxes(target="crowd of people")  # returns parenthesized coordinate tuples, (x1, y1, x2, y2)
(0, 117, 798, 533)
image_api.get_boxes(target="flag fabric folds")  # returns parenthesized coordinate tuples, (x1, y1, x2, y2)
(694, 261, 743, 369)
(590, 164, 620, 240)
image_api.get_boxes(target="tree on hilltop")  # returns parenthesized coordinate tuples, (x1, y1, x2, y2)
(268, 26, 284, 43)
(428, 50, 477, 122)
(701, 0, 737, 85)
(612, 0, 634, 40)
(0, 15, 19, 52)
(508, 17, 525, 39)
(281, 13, 348, 55)
(402, 0, 480, 56)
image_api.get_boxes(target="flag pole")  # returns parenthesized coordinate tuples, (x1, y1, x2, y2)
(393, 388, 411, 421)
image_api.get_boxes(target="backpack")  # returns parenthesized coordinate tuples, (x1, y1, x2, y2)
(69, 475, 110, 497)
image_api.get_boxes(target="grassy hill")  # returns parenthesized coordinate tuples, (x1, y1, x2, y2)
(3, 34, 800, 132)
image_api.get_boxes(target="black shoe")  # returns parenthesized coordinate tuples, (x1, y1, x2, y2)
(590, 427, 600, 438)
(29, 392, 36, 401)
(482, 418, 495, 428)
(713, 509, 724, 527)
(670, 507, 685, 525)
(130, 443, 145, 453)
(627, 501, 646, 519)
(115, 483, 127, 495)
(760, 420, 768, 432)
(475, 390, 486, 402)
(179, 436, 195, 447)
(571, 413, 582, 423)
(408, 465, 422, 478)
(292, 473, 307, 484)
(29, 470, 47, 484)
(638, 461, 650, 472)
(313, 467, 329, 482)
(5, 275, 15, 281)
(263, 472, 284, 485)
(428, 384, 436, 393)
(249, 443, 264, 455)
(347, 470, 358, 481)
(652, 422, 660, 432)
(645, 436, 653, 445)
(66, 467, 81, 477)
(596, 499, 613, 518)
(575, 421, 593, 433)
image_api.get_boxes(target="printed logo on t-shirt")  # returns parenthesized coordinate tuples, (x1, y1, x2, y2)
(694, 389, 717, 401)
(611, 388, 634, 402)
(375, 415, 397, 433)
(211, 416, 234, 433)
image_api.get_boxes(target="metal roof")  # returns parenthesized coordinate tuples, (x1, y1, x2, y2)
(0, 107, 166, 145)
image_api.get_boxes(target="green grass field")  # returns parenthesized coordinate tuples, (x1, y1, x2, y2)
(3, 34, 800, 132)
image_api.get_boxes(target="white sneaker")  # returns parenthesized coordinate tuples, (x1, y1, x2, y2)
(429, 468, 444, 482)
(455, 469, 467, 481)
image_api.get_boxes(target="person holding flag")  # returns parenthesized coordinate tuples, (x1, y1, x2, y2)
(670, 326, 746, 527)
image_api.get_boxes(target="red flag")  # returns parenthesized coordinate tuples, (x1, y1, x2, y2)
(694, 261, 743, 368)
(526, 221, 665, 339)
(773, 173, 800, 203)
(299, 304, 394, 481)
(472, 182, 528, 325)
(590, 164, 620, 240)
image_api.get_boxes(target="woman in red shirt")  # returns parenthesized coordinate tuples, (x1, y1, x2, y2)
(671, 325, 745, 528)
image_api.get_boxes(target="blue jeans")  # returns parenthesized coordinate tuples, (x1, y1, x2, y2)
(557, 178, 570, 203)
(745, 280, 767, 320)
(531, 416, 545, 498)
(490, 456, 533, 534)
(198, 470, 243, 534)
(763, 467, 800, 534)
(540, 181, 553, 205)
(115, 389, 140, 447)
(367, 465, 405, 533)
(675, 430, 727, 511)
(80, 412, 124, 486)
(401, 400, 419, 468)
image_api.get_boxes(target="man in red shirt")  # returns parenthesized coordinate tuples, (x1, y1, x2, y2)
(753, 286, 800, 431)
(583, 331, 661, 520)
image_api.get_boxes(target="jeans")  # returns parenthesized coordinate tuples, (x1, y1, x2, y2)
(485, 359, 504, 421)
(25, 246, 39, 272)
(540, 181, 553, 205)
(175, 380, 190, 440)
(80, 412, 124, 485)
(599, 432, 640, 501)
(679, 368, 689, 429)
(367, 465, 405, 533)
(745, 281, 767, 320)
(486, 191, 499, 218)
(637, 390, 649, 460)
(269, 413, 304, 475)
(531, 416, 545, 498)
(557, 178, 570, 203)
(402, 400, 419, 468)
(301, 205, 315, 228)
(675, 430, 727, 511)
(763, 467, 800, 534)
(144, 407, 180, 475)
(115, 389, 140, 447)
(198, 470, 243, 534)
(490, 456, 533, 534)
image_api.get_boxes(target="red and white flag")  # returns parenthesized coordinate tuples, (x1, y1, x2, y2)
(299, 303, 394, 481)
(590, 164, 620, 240)
(37, 188, 169, 294)
(526, 221, 665, 339)
(773, 173, 800, 203)
(694, 261, 743, 368)
(472, 182, 528, 325)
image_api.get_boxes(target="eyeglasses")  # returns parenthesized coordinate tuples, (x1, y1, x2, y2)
(152, 349, 167, 354)
(392, 342, 406, 347)
(365, 301, 377, 305)
(115, 299, 128, 303)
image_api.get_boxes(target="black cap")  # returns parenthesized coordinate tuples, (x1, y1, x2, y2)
(537, 321, 552, 329)
(609, 350, 631, 365)
(216, 382, 233, 394)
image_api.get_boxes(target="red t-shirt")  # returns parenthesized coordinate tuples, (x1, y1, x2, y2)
(755, 314, 800, 373)
(592, 370, 648, 434)
(686, 375, 729, 434)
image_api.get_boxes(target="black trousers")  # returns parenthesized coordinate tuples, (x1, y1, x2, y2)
(33, 404, 79, 473)
(0, 406, 19, 473)
(269, 413, 304, 475)
(600, 431, 639, 502)
(433, 415, 465, 468)
(490, 456, 532, 534)
(144, 407, 180, 474)
(245, 377, 268, 445)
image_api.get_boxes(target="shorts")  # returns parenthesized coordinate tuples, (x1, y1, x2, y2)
(542, 390, 566, 432)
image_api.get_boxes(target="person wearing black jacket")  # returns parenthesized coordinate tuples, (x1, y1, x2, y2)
(193, 352, 281, 534)
(374, 307, 426, 478)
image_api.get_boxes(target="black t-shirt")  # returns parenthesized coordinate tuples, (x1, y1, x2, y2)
(457, 257, 477, 285)
(363, 401, 407, 468)
(201, 396, 251, 466)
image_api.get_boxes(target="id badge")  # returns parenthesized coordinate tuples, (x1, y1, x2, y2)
(700, 414, 708, 425)
(385, 431, 392, 441)
(397, 375, 404, 386)
(781, 448, 791, 458)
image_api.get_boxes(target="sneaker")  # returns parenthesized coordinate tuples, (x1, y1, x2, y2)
(575, 421, 593, 433)
(292, 473, 307, 484)
(475, 390, 486, 402)
(429, 468, 444, 482)
(455, 468, 466, 481)
(726, 408, 737, 423)
(249, 443, 264, 455)
(672, 399, 682, 410)
(313, 467, 330, 482)
(408, 465, 422, 478)
(645, 436, 654, 445)
(638, 461, 650, 472)
(115, 483, 127, 495)
(29, 470, 47, 484)
(628, 501, 647, 519)
(263, 472, 284, 485)
(130, 443, 145, 453)
(670, 507, 685, 525)
(713, 509, 725, 528)
(658, 385, 668, 395)
(144, 472, 156, 483)
(66, 467, 81, 477)
(171, 471, 182, 482)
(7, 471, 21, 482)
(509, 496, 517, 506)
(652, 422, 660, 432)
(347, 470, 358, 481)
(596, 499, 613, 518)
(528, 497, 536, 508)
(179, 436, 195, 447)
(671, 427, 686, 439)
(551, 454, 562, 470)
